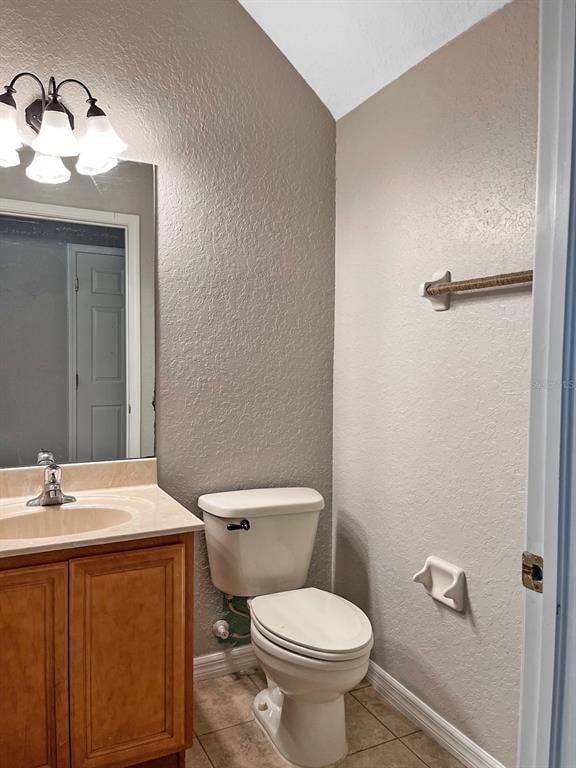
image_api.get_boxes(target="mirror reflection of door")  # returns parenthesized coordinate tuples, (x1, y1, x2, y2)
(67, 245, 126, 463)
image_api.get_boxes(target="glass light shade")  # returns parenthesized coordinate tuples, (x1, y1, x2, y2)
(81, 114, 127, 157)
(31, 108, 80, 157)
(0, 148, 20, 168)
(76, 152, 118, 176)
(26, 152, 71, 184)
(0, 101, 22, 150)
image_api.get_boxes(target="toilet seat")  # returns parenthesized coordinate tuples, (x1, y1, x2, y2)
(251, 614, 372, 661)
(250, 587, 373, 662)
(251, 621, 371, 673)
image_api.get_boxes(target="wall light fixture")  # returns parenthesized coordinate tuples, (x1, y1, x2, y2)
(0, 72, 127, 184)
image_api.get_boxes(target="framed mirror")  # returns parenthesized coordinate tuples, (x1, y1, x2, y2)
(0, 150, 155, 468)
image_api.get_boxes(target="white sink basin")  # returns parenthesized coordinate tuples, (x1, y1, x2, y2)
(0, 505, 132, 540)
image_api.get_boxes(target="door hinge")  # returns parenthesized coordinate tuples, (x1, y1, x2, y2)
(74, 276, 79, 292)
(76, 373, 79, 389)
(522, 551, 543, 593)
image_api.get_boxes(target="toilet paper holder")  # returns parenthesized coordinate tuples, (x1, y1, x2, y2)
(413, 556, 466, 612)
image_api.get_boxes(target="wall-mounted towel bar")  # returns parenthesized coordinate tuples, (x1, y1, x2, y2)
(420, 269, 533, 311)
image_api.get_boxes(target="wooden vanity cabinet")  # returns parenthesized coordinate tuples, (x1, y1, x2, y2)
(0, 535, 193, 768)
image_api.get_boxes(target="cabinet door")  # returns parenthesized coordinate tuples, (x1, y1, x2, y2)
(0, 563, 69, 768)
(70, 545, 185, 768)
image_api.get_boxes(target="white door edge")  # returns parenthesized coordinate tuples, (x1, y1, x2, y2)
(518, 1, 576, 766)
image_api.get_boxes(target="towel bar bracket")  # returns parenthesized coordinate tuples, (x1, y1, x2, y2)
(420, 269, 533, 311)
(419, 270, 452, 311)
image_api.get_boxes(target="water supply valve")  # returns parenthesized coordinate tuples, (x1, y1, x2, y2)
(212, 619, 230, 640)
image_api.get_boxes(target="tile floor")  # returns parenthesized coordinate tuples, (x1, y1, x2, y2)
(188, 669, 464, 768)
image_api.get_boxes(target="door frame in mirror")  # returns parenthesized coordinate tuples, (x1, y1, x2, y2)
(0, 197, 141, 460)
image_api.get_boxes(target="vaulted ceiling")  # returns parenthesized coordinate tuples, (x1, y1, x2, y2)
(238, 0, 511, 119)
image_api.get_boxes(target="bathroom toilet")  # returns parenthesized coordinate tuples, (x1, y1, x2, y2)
(198, 488, 374, 768)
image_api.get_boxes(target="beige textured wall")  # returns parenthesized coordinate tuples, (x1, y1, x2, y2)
(0, 0, 335, 654)
(334, 2, 537, 765)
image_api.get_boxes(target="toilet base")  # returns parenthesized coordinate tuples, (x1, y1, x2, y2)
(253, 687, 348, 768)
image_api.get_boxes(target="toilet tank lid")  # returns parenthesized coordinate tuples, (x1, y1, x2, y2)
(197, 487, 324, 518)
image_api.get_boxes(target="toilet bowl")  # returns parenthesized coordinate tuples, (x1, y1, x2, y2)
(249, 587, 373, 768)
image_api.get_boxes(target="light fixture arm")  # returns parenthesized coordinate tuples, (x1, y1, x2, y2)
(54, 78, 97, 105)
(47, 76, 57, 100)
(6, 71, 47, 109)
(3, 72, 101, 114)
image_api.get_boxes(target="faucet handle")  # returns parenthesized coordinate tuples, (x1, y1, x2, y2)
(46, 463, 61, 484)
(37, 450, 55, 466)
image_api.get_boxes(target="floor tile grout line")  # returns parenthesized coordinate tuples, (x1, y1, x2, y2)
(195, 735, 217, 768)
(193, 673, 261, 740)
(346, 692, 398, 751)
(345, 737, 408, 759)
(195, 716, 255, 739)
(400, 734, 448, 768)
(348, 734, 399, 755)
(349, 688, 421, 739)
(247, 674, 261, 693)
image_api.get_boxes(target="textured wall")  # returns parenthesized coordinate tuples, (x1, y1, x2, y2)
(334, 2, 537, 765)
(0, 0, 335, 654)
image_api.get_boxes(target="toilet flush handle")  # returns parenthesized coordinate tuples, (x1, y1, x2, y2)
(227, 519, 251, 531)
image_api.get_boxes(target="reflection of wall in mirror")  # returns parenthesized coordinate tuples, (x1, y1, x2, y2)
(1, 235, 68, 466)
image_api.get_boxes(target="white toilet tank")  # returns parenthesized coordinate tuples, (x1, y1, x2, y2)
(198, 487, 324, 597)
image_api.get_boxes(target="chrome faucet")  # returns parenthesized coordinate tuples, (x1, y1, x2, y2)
(26, 451, 76, 507)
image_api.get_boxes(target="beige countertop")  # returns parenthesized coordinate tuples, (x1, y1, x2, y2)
(0, 458, 204, 558)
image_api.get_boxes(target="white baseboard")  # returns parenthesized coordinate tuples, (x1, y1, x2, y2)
(366, 661, 507, 768)
(194, 643, 258, 681)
